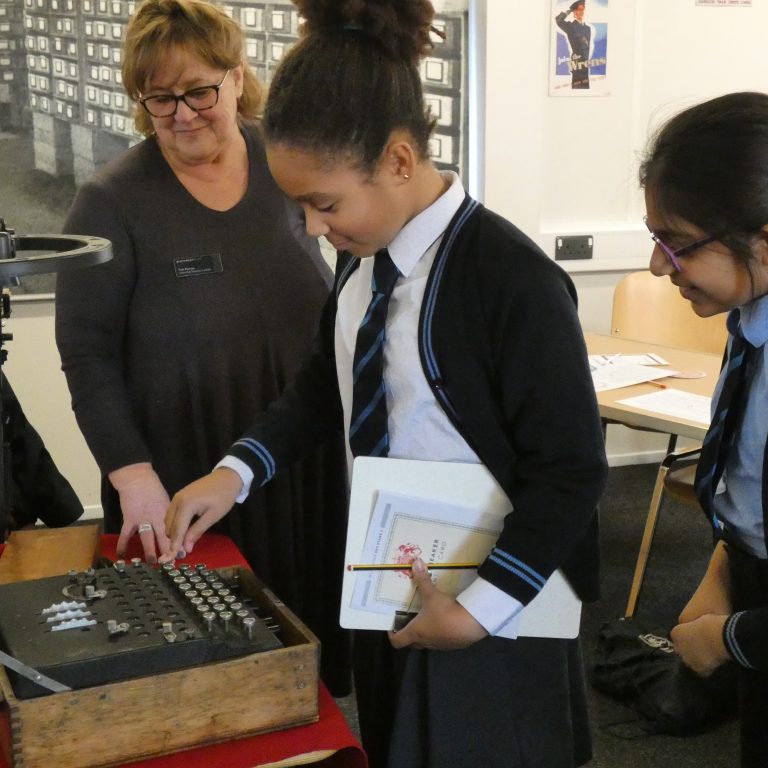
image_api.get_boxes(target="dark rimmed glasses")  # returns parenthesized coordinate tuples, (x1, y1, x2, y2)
(643, 216, 717, 272)
(139, 70, 230, 118)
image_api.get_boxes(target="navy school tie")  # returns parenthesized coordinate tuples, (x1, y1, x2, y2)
(349, 248, 400, 458)
(694, 331, 754, 514)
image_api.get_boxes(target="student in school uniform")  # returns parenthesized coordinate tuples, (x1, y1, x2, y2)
(640, 91, 768, 768)
(162, 1, 607, 765)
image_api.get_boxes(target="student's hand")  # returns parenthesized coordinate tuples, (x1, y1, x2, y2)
(388, 558, 488, 651)
(678, 541, 732, 623)
(671, 613, 730, 677)
(160, 468, 243, 562)
(109, 462, 171, 565)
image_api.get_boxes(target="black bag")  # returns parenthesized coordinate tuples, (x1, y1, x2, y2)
(591, 617, 738, 737)
(1, 376, 83, 535)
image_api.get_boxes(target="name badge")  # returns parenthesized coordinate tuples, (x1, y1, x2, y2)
(173, 253, 223, 278)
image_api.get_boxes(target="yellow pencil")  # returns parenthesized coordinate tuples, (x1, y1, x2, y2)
(646, 380, 668, 389)
(347, 562, 480, 571)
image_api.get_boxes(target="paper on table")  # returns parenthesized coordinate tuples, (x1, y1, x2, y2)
(616, 389, 712, 426)
(591, 362, 673, 392)
(589, 353, 668, 369)
(341, 457, 582, 639)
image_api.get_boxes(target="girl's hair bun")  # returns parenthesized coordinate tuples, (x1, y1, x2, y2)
(295, 0, 437, 64)
(264, 0, 440, 171)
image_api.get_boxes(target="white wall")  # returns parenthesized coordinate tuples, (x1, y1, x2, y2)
(483, 0, 768, 463)
(4, 297, 102, 518)
(6, 0, 768, 521)
(484, 0, 768, 271)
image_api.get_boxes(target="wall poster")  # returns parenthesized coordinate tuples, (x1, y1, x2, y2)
(549, 0, 609, 96)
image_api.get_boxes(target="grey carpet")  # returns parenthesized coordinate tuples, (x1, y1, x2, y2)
(583, 463, 739, 767)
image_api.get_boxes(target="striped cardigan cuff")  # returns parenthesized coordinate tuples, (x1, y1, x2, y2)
(229, 438, 276, 487)
(478, 547, 546, 605)
(723, 611, 756, 669)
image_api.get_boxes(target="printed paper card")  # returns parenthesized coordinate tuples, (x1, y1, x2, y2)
(341, 457, 581, 638)
(350, 491, 502, 616)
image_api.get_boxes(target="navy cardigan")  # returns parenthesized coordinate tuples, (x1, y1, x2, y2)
(229, 195, 608, 607)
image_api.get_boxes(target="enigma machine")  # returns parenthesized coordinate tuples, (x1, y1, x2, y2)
(0, 559, 284, 699)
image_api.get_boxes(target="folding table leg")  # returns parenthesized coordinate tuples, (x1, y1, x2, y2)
(624, 463, 670, 618)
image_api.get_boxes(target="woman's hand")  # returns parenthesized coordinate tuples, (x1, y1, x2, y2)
(388, 558, 488, 651)
(160, 468, 243, 562)
(671, 613, 730, 677)
(109, 462, 171, 565)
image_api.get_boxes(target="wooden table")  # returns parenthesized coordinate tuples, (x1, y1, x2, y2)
(0, 533, 367, 768)
(585, 331, 721, 440)
(586, 332, 724, 616)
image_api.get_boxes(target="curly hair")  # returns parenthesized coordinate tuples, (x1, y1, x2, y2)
(264, 0, 440, 174)
(122, 0, 263, 137)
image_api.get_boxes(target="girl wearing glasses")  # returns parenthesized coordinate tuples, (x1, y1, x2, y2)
(54, 0, 352, 696)
(641, 91, 768, 767)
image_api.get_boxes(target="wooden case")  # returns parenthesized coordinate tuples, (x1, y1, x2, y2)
(0, 525, 99, 584)
(0, 567, 319, 768)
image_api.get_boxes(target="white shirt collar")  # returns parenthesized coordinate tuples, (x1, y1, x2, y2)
(737, 293, 768, 348)
(386, 171, 465, 278)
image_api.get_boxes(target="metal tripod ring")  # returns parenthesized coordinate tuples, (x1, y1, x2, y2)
(0, 234, 113, 278)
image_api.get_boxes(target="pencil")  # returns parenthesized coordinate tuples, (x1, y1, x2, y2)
(646, 380, 667, 389)
(347, 562, 480, 571)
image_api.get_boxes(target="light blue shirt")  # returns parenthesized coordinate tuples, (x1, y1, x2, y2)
(713, 295, 768, 558)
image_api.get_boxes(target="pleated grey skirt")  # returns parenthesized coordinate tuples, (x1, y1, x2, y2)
(353, 631, 592, 768)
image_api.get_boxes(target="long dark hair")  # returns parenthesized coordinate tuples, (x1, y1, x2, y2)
(263, 0, 439, 174)
(639, 91, 768, 264)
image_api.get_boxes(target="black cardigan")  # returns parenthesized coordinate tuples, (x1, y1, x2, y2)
(229, 195, 608, 606)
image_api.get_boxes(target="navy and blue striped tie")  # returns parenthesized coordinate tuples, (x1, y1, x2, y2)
(349, 248, 400, 458)
(695, 331, 754, 513)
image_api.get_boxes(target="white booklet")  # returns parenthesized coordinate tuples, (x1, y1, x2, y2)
(350, 490, 502, 616)
(340, 457, 582, 639)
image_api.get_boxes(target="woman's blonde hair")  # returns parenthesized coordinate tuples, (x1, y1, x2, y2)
(123, 0, 263, 137)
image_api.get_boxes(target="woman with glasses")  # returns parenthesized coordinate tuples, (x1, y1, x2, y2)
(55, 0, 351, 696)
(640, 91, 768, 767)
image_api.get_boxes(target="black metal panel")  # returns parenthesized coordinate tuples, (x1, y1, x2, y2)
(0, 562, 282, 699)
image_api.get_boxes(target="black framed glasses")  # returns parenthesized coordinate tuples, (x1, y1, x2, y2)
(139, 70, 230, 118)
(643, 216, 718, 272)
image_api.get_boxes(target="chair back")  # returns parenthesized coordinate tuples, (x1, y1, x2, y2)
(611, 271, 728, 355)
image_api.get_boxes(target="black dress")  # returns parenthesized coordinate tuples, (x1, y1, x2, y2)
(55, 123, 351, 695)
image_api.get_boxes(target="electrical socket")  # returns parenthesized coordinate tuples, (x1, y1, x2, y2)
(555, 235, 593, 261)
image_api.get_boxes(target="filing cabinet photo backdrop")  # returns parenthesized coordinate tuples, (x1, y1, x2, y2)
(0, 0, 469, 294)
